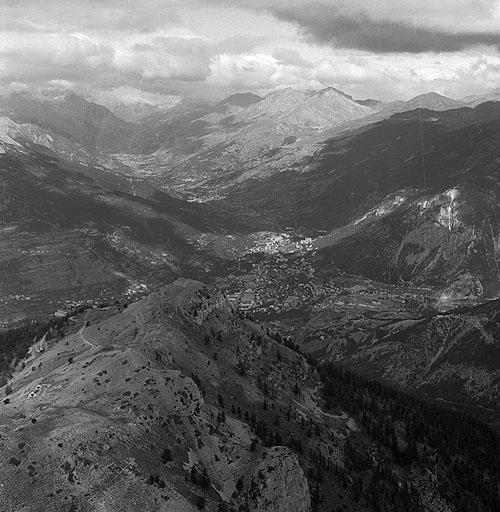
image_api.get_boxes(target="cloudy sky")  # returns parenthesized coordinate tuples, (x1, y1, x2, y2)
(1, 0, 500, 104)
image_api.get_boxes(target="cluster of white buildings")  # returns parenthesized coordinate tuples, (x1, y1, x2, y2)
(227, 290, 256, 311)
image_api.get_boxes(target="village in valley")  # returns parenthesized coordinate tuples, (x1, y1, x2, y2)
(218, 248, 430, 325)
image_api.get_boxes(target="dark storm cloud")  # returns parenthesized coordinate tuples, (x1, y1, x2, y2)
(272, 7, 500, 53)
(207, 0, 500, 54)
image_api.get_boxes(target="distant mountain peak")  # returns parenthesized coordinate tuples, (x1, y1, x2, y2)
(50, 89, 79, 100)
(412, 91, 457, 101)
(217, 92, 263, 109)
(266, 87, 312, 99)
(317, 86, 343, 94)
(409, 91, 463, 104)
(315, 86, 353, 101)
(380, 92, 466, 114)
(464, 86, 500, 107)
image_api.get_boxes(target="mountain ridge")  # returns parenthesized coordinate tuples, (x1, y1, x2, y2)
(1, 279, 500, 511)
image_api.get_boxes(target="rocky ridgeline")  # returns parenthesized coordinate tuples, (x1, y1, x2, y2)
(0, 279, 321, 511)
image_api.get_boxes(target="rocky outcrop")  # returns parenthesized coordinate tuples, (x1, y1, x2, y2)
(247, 446, 311, 512)
(161, 278, 235, 327)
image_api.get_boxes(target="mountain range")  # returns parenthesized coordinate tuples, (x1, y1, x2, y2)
(2, 85, 500, 319)
(2, 86, 500, 304)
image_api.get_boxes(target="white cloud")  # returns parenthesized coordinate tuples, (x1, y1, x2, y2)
(208, 54, 283, 89)
(1, 0, 181, 33)
(207, 51, 388, 98)
(272, 48, 311, 68)
(0, 0, 499, 102)
(114, 36, 212, 81)
(0, 33, 114, 81)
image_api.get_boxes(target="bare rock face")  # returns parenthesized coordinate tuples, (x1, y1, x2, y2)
(247, 446, 311, 512)
(161, 278, 235, 327)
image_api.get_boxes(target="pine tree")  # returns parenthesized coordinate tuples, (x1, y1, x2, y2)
(199, 467, 210, 489)
(236, 477, 244, 492)
(217, 394, 225, 408)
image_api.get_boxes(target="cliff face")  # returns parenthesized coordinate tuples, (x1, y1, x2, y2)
(247, 446, 311, 512)
(315, 183, 500, 298)
(388, 187, 500, 293)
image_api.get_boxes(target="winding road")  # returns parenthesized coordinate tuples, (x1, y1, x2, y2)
(79, 325, 98, 348)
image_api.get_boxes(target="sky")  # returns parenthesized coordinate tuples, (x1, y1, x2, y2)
(1, 0, 500, 104)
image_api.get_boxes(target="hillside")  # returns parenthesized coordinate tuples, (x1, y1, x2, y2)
(285, 291, 500, 426)
(0, 280, 345, 511)
(0, 137, 260, 322)
(218, 102, 500, 297)
(318, 297, 500, 422)
(1, 280, 499, 511)
(0, 91, 133, 154)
